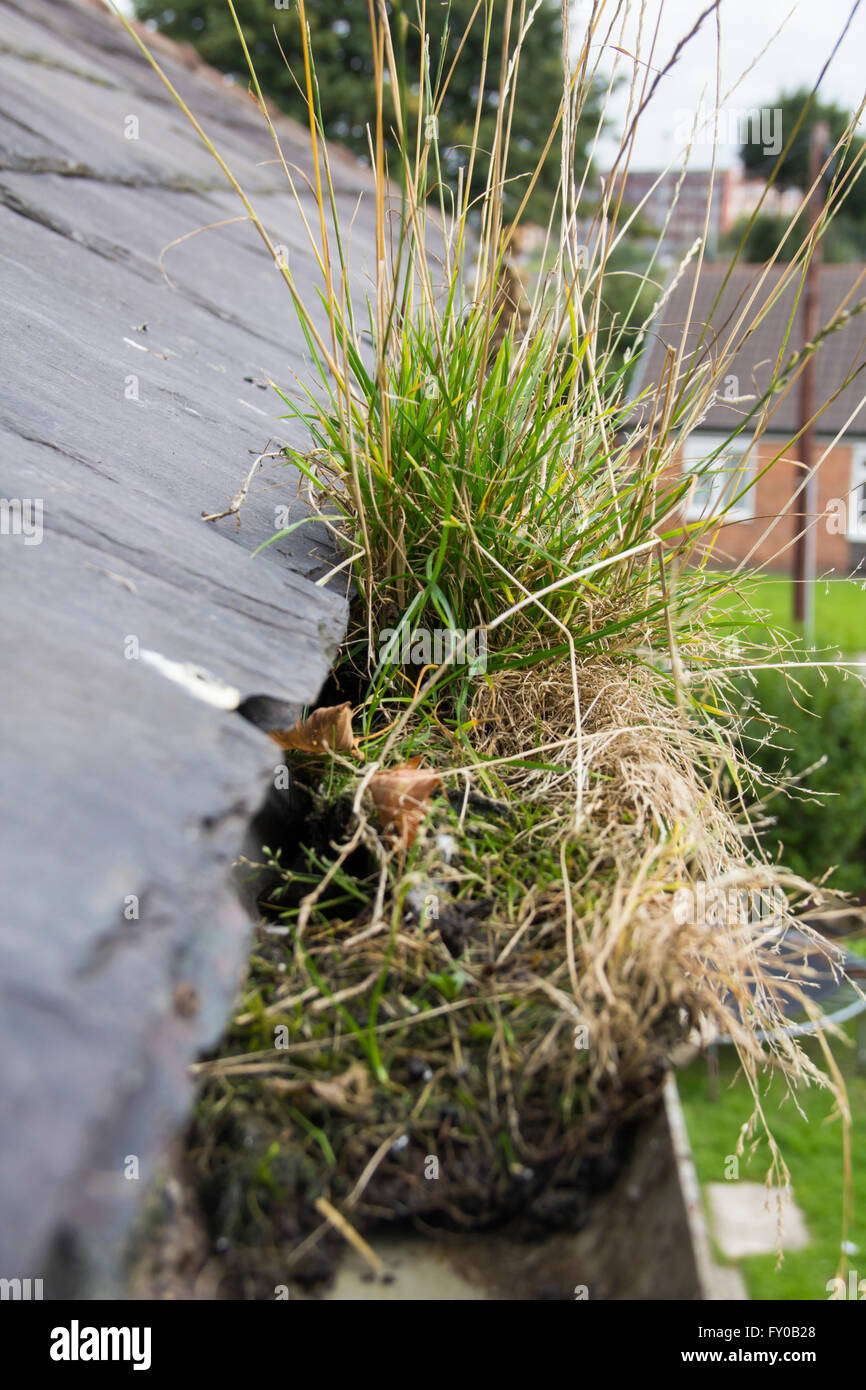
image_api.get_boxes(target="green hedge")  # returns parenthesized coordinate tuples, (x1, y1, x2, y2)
(741, 667, 866, 896)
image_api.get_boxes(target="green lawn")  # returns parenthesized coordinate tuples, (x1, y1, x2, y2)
(678, 1030, 866, 1301)
(683, 575, 866, 1302)
(717, 576, 866, 654)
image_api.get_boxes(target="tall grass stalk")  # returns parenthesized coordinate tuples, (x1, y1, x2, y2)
(119, 0, 866, 1257)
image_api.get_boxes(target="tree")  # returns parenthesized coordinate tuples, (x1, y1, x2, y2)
(732, 88, 866, 262)
(134, 0, 603, 226)
(720, 210, 861, 264)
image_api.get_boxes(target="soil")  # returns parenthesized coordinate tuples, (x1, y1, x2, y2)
(134, 674, 672, 1298)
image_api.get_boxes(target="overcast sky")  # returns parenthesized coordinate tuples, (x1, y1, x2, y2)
(573, 0, 866, 170)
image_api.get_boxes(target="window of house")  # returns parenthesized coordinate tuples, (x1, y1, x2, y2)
(847, 444, 866, 540)
(680, 432, 755, 521)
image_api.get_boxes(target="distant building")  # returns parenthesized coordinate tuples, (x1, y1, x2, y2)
(722, 176, 803, 230)
(628, 263, 866, 576)
(609, 168, 736, 258)
(607, 168, 805, 261)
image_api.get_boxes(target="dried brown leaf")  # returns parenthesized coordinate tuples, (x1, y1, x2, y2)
(369, 757, 442, 849)
(269, 701, 356, 754)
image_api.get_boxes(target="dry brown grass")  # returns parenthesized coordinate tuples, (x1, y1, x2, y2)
(117, 0, 865, 1278)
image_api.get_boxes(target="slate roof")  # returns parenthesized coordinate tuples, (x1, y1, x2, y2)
(630, 262, 866, 438)
(0, 0, 378, 1293)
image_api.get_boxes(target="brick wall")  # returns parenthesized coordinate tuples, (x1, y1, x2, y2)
(666, 435, 860, 575)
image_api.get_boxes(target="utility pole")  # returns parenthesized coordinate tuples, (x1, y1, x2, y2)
(793, 121, 829, 637)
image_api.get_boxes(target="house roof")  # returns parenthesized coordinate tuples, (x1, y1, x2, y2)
(0, 0, 363, 1293)
(630, 262, 866, 439)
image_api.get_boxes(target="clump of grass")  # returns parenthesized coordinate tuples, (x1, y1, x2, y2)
(117, 0, 865, 1283)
